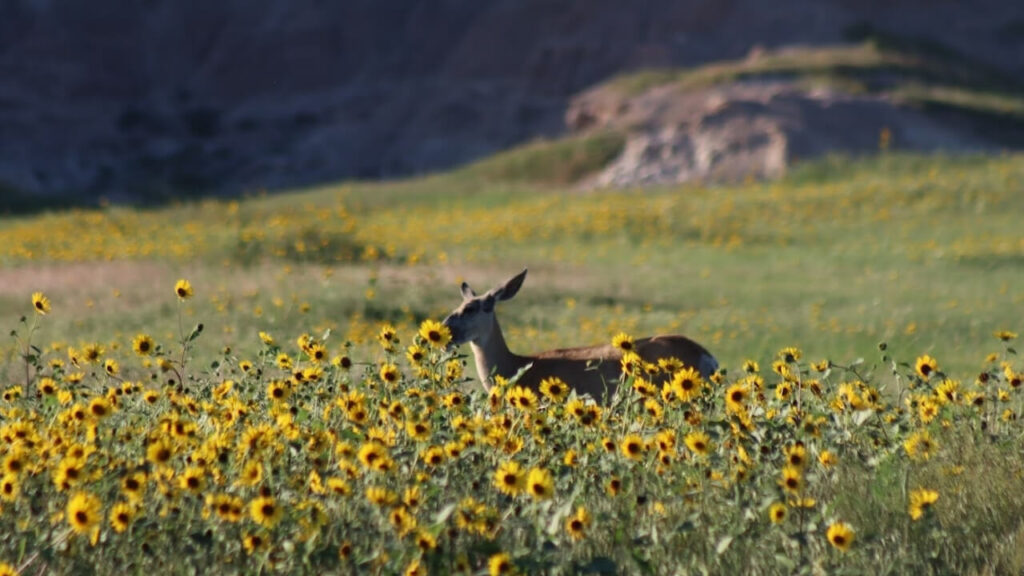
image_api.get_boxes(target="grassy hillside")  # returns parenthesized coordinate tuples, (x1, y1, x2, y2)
(599, 41, 1024, 125)
(1, 148, 1024, 574)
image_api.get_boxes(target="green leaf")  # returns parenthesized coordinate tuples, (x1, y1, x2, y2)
(578, 557, 618, 574)
(716, 535, 734, 555)
(432, 503, 457, 524)
(677, 520, 696, 533)
(774, 554, 796, 569)
(853, 409, 874, 426)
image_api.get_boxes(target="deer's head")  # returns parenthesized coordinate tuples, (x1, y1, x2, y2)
(442, 269, 527, 346)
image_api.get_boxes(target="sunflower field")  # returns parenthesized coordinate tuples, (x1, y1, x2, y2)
(1, 152, 1024, 574)
(0, 279, 1022, 575)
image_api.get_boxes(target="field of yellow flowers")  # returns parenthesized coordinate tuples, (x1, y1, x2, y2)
(1, 282, 1023, 575)
(1, 150, 1023, 574)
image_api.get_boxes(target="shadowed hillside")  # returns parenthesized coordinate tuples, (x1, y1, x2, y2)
(1, 0, 1023, 207)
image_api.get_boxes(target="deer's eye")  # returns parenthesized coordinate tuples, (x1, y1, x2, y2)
(465, 303, 478, 313)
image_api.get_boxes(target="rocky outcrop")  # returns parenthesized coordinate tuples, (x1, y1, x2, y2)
(572, 81, 1003, 187)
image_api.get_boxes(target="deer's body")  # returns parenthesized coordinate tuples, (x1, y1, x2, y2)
(443, 269, 718, 403)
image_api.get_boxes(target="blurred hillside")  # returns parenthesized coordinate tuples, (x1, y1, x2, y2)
(1, 0, 1023, 207)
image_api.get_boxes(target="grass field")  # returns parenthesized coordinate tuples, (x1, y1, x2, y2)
(1, 146, 1023, 574)
(1, 147, 1021, 374)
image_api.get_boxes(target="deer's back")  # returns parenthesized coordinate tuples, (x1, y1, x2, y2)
(519, 334, 715, 400)
(533, 335, 710, 365)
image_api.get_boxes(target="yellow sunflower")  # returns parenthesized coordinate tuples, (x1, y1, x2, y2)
(915, 355, 938, 380)
(526, 467, 554, 501)
(67, 491, 102, 535)
(174, 279, 193, 300)
(132, 334, 155, 356)
(249, 496, 282, 528)
(419, 319, 452, 349)
(565, 506, 591, 541)
(909, 488, 939, 521)
(493, 461, 525, 496)
(826, 521, 855, 552)
(32, 291, 51, 315)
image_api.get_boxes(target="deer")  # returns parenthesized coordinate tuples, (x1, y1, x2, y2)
(441, 269, 718, 403)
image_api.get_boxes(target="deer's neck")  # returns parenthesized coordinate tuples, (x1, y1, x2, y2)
(469, 316, 528, 391)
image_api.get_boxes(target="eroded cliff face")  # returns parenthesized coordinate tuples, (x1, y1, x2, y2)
(1, 0, 1022, 202)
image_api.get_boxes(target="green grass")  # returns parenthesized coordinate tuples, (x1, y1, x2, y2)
(1, 151, 1021, 379)
(1, 148, 1024, 574)
(598, 41, 1024, 126)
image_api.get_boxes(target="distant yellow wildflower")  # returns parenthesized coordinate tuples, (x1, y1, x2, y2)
(565, 506, 591, 541)
(132, 334, 154, 356)
(32, 291, 51, 315)
(526, 467, 554, 501)
(909, 488, 939, 521)
(826, 522, 855, 552)
(915, 355, 938, 380)
(768, 502, 787, 524)
(174, 279, 193, 300)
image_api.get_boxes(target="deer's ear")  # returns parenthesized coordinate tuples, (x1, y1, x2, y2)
(460, 282, 476, 300)
(492, 269, 527, 302)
